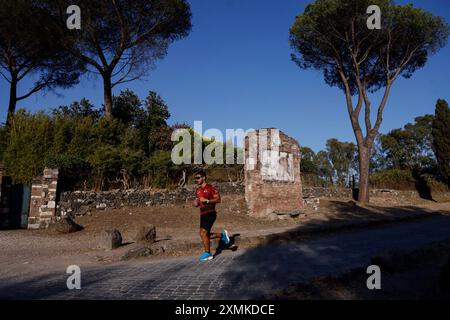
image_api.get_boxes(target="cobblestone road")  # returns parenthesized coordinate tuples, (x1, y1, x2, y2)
(2, 215, 450, 300)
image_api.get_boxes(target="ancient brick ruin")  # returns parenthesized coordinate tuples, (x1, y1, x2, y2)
(28, 168, 59, 229)
(244, 128, 303, 218)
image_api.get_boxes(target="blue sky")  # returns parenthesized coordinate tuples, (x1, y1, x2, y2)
(0, 0, 449, 152)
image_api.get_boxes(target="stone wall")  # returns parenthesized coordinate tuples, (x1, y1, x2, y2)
(28, 169, 59, 229)
(55, 183, 446, 217)
(244, 129, 303, 217)
(303, 187, 353, 199)
(59, 182, 244, 217)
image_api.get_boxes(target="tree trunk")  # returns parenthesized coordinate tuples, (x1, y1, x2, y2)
(358, 145, 371, 204)
(6, 78, 17, 126)
(103, 73, 113, 117)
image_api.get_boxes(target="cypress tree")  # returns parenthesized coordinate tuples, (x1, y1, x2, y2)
(432, 99, 450, 186)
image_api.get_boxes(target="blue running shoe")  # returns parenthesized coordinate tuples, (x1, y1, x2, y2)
(221, 229, 230, 245)
(199, 252, 213, 261)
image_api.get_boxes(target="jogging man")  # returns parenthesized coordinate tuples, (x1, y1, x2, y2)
(193, 170, 230, 261)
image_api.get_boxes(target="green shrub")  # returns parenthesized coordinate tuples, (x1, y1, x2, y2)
(419, 173, 449, 193)
(369, 169, 416, 190)
(3, 110, 52, 184)
(87, 145, 123, 190)
(141, 150, 174, 188)
(369, 169, 449, 194)
(44, 154, 91, 190)
(0, 125, 7, 161)
(0, 95, 245, 191)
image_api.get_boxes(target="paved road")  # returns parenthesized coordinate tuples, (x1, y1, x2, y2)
(1, 216, 450, 300)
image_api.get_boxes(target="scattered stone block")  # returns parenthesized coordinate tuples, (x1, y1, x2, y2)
(101, 229, 122, 250)
(134, 224, 156, 244)
(96, 203, 107, 210)
(55, 217, 84, 234)
(121, 245, 153, 260)
(121, 242, 168, 261)
(77, 205, 91, 216)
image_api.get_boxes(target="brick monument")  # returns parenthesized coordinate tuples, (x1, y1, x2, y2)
(244, 128, 303, 218)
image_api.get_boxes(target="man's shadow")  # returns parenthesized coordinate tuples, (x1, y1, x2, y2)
(214, 233, 240, 257)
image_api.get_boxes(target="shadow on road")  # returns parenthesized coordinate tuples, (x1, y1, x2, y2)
(213, 233, 240, 258)
(218, 204, 450, 299)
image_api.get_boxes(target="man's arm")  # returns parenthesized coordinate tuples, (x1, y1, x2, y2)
(192, 198, 200, 207)
(209, 193, 221, 204)
(198, 191, 221, 204)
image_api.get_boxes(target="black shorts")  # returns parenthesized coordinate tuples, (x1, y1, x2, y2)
(200, 212, 217, 233)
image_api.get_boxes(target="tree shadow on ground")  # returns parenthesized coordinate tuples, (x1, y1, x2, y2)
(0, 256, 191, 300)
(0, 268, 114, 300)
(219, 202, 450, 299)
(414, 173, 436, 202)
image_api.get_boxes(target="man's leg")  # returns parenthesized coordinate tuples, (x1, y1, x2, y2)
(209, 232, 221, 239)
(199, 228, 211, 252)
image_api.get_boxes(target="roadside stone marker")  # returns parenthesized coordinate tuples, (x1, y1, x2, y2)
(101, 229, 123, 250)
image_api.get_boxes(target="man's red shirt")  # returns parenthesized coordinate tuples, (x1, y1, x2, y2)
(196, 183, 218, 215)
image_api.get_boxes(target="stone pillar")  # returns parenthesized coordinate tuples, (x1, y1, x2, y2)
(28, 168, 59, 229)
(0, 165, 12, 228)
(244, 128, 303, 218)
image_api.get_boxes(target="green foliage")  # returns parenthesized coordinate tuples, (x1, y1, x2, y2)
(314, 150, 334, 185)
(432, 99, 450, 186)
(0, 125, 7, 160)
(369, 168, 448, 193)
(299, 146, 347, 187)
(141, 91, 172, 154)
(92, 117, 128, 147)
(0, 91, 183, 190)
(112, 90, 143, 125)
(325, 138, 357, 186)
(369, 168, 416, 190)
(369, 109, 445, 191)
(41, 0, 192, 115)
(2, 110, 52, 184)
(300, 147, 316, 173)
(377, 114, 435, 170)
(289, 0, 449, 94)
(44, 154, 91, 190)
(290, 0, 449, 201)
(141, 150, 174, 188)
(0, 89, 246, 190)
(52, 99, 102, 119)
(0, 0, 83, 124)
(419, 173, 449, 193)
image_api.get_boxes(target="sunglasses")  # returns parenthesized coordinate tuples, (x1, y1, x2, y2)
(195, 176, 202, 180)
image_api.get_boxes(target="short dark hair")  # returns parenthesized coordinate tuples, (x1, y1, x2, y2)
(195, 170, 207, 178)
